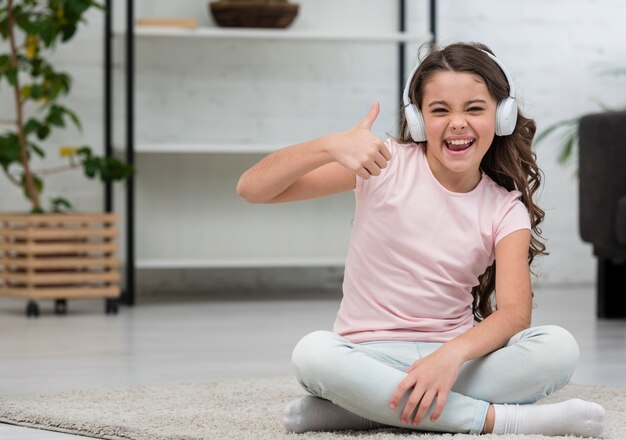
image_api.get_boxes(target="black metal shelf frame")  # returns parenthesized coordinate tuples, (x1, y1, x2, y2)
(104, 0, 437, 306)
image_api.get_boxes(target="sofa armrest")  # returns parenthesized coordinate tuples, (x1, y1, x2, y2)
(579, 111, 626, 248)
(616, 196, 626, 246)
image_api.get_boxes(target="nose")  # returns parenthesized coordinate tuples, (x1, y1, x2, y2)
(450, 113, 467, 130)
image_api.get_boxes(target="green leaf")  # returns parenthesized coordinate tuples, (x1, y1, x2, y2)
(534, 118, 579, 146)
(0, 54, 9, 71)
(50, 197, 73, 213)
(83, 157, 97, 177)
(0, 17, 8, 39)
(38, 20, 58, 47)
(61, 24, 77, 41)
(64, 108, 82, 131)
(5, 68, 17, 86)
(30, 57, 43, 77)
(557, 132, 579, 166)
(77, 146, 92, 158)
(66, 0, 91, 18)
(24, 118, 50, 140)
(58, 72, 71, 93)
(15, 13, 33, 34)
(46, 105, 65, 127)
(29, 142, 46, 158)
(92, 1, 106, 12)
(79, 151, 134, 182)
(0, 133, 22, 167)
(24, 118, 40, 135)
(103, 157, 134, 181)
(36, 124, 51, 140)
(30, 84, 45, 99)
(34, 175, 43, 193)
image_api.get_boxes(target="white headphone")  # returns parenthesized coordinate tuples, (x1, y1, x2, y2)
(403, 49, 518, 142)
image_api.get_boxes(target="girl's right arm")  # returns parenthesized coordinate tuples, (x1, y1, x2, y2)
(236, 101, 392, 204)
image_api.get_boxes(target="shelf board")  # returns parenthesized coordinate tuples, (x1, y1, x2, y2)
(116, 26, 432, 44)
(135, 257, 346, 269)
(115, 142, 299, 154)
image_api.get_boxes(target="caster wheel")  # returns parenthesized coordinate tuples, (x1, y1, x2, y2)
(54, 299, 68, 315)
(26, 300, 40, 318)
(105, 298, 119, 315)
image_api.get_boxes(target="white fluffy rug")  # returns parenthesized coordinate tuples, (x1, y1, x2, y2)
(0, 376, 623, 439)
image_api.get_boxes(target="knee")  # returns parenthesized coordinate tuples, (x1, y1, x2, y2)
(291, 331, 339, 379)
(534, 325, 580, 379)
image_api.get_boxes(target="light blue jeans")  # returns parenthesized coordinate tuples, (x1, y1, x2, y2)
(291, 325, 579, 434)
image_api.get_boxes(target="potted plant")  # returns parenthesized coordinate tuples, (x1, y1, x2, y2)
(0, 0, 133, 317)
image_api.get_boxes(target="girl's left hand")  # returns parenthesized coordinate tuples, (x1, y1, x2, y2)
(389, 346, 465, 426)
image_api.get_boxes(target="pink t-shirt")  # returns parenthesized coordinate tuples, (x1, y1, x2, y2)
(333, 138, 531, 343)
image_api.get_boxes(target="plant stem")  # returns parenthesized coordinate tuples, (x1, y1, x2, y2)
(32, 162, 82, 175)
(7, 0, 41, 211)
(1, 161, 81, 189)
(1, 166, 23, 187)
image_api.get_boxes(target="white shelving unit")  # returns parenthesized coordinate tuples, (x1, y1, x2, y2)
(116, 22, 432, 277)
(116, 141, 298, 154)
(132, 26, 430, 43)
(136, 256, 347, 270)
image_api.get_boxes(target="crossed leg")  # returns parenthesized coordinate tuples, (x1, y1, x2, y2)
(285, 326, 604, 436)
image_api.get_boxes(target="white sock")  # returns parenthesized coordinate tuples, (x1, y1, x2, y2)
(492, 398, 606, 437)
(283, 395, 384, 433)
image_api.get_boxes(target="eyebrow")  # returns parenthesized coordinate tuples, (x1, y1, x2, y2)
(428, 99, 488, 107)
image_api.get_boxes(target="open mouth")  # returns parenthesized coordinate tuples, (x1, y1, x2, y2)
(444, 138, 475, 152)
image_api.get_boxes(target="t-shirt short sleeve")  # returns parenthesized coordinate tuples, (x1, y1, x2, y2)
(355, 137, 396, 196)
(494, 192, 531, 245)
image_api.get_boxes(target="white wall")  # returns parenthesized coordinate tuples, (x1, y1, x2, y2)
(2, 0, 625, 291)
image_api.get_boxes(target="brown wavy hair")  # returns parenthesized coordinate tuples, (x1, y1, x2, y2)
(392, 42, 547, 322)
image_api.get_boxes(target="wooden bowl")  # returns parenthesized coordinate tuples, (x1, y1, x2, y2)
(209, 1, 300, 29)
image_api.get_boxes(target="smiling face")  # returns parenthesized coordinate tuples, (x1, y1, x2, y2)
(421, 70, 498, 193)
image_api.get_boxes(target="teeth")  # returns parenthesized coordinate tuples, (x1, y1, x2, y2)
(447, 139, 473, 145)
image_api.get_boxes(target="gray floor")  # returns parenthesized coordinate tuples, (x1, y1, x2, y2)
(0, 284, 625, 439)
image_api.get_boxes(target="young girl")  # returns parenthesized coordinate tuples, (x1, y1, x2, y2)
(237, 42, 606, 436)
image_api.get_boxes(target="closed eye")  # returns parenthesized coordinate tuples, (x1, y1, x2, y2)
(468, 107, 484, 112)
(431, 108, 447, 113)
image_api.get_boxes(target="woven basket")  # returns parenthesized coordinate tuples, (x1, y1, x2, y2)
(209, 1, 299, 28)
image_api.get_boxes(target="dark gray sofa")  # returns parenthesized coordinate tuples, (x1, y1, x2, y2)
(579, 110, 626, 318)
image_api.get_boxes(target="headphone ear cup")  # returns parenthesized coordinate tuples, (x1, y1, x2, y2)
(495, 97, 518, 136)
(405, 104, 427, 142)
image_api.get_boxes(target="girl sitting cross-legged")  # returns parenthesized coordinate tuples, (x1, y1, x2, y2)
(237, 41, 606, 437)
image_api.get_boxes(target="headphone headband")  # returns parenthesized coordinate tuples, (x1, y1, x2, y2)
(402, 57, 422, 108)
(482, 50, 516, 99)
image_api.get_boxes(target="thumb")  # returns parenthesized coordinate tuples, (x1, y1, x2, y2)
(357, 101, 380, 130)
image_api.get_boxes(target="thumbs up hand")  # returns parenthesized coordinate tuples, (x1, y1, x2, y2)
(329, 101, 392, 180)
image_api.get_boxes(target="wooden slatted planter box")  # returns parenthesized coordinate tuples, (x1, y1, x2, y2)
(0, 213, 121, 317)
